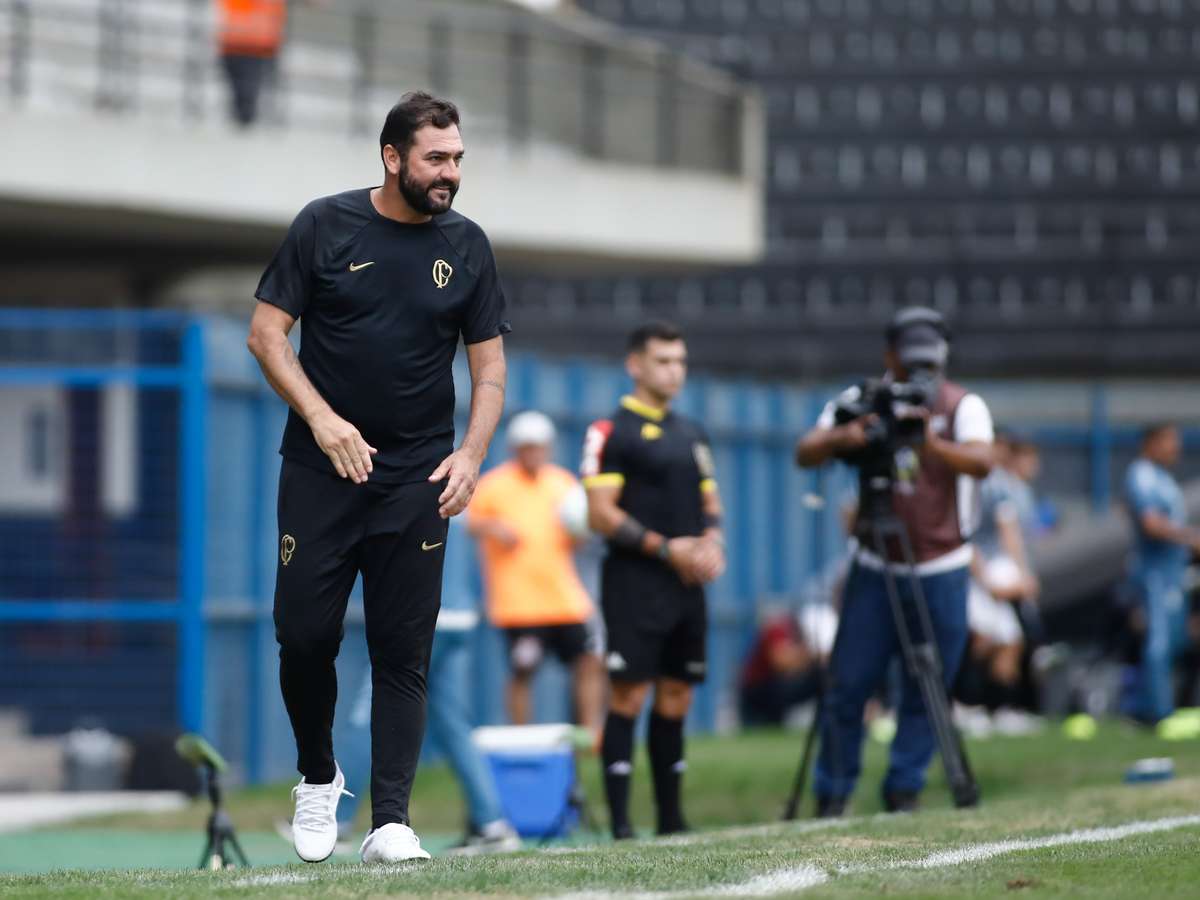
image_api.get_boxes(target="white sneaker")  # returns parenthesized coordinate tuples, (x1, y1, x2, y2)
(360, 822, 432, 863)
(445, 819, 522, 856)
(290, 764, 352, 863)
(274, 817, 356, 857)
(953, 704, 994, 739)
(992, 707, 1045, 737)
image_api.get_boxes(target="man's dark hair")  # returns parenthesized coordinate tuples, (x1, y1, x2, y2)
(1142, 421, 1178, 445)
(627, 321, 684, 353)
(379, 91, 460, 163)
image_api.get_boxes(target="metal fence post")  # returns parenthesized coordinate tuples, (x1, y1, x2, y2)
(178, 320, 208, 734)
(805, 389, 827, 575)
(655, 51, 679, 168)
(183, 0, 206, 121)
(429, 18, 451, 96)
(245, 388, 270, 783)
(351, 7, 376, 136)
(581, 43, 606, 158)
(1089, 385, 1112, 513)
(10, 0, 31, 103)
(507, 21, 531, 146)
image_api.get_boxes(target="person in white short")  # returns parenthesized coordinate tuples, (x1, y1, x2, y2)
(964, 431, 1042, 733)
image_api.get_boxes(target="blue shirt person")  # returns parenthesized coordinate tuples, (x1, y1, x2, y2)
(1123, 423, 1199, 723)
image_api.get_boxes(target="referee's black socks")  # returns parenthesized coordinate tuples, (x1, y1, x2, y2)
(601, 711, 635, 839)
(648, 712, 687, 835)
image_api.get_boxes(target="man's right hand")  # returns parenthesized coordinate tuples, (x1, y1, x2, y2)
(836, 415, 877, 453)
(309, 410, 377, 483)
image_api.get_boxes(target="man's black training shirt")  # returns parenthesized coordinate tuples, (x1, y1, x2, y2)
(580, 395, 718, 556)
(255, 187, 511, 483)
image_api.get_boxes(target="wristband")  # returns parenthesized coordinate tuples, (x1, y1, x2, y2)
(655, 538, 671, 562)
(611, 517, 647, 551)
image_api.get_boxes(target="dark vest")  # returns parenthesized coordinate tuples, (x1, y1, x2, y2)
(856, 380, 971, 564)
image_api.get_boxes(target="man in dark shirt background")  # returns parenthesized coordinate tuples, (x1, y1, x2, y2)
(582, 322, 726, 839)
(246, 91, 509, 865)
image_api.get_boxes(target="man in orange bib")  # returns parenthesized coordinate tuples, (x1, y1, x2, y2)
(217, 0, 286, 126)
(468, 411, 604, 739)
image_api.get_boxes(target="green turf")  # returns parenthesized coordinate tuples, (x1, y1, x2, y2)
(1, 722, 1198, 897)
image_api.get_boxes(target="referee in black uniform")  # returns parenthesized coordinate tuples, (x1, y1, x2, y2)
(582, 322, 726, 839)
(246, 92, 509, 864)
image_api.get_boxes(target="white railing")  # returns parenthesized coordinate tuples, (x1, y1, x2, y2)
(2, 0, 755, 175)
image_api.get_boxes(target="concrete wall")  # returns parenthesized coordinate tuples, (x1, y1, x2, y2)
(0, 105, 762, 269)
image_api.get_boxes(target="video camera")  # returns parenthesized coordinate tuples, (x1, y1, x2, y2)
(830, 367, 939, 466)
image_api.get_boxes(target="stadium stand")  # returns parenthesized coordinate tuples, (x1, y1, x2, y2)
(504, 0, 1200, 376)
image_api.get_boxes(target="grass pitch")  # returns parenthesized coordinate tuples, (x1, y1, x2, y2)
(1, 723, 1198, 897)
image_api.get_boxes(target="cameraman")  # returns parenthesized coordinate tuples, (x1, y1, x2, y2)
(795, 307, 993, 817)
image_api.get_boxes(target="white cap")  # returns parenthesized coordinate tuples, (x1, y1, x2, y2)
(507, 410, 556, 448)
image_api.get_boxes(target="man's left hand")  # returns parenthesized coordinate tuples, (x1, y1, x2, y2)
(691, 536, 727, 584)
(429, 449, 483, 518)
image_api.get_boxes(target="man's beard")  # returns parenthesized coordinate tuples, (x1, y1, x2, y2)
(399, 163, 458, 215)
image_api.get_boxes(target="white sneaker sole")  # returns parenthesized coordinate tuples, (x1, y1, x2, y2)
(361, 850, 432, 864)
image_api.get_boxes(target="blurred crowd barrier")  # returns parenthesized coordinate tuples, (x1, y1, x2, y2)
(1, 309, 1197, 783)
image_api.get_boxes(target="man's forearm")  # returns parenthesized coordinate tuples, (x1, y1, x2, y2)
(251, 332, 331, 424)
(460, 357, 506, 460)
(1142, 512, 1200, 547)
(796, 427, 849, 468)
(928, 437, 992, 478)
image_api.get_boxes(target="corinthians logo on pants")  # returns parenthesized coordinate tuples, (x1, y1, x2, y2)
(432, 258, 453, 288)
(280, 534, 296, 566)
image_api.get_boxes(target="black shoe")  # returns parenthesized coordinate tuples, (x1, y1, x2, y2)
(656, 820, 690, 837)
(815, 796, 846, 819)
(883, 790, 920, 813)
(612, 823, 635, 841)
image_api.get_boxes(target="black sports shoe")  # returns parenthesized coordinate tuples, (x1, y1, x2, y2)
(815, 795, 846, 819)
(612, 822, 635, 841)
(656, 821, 690, 837)
(883, 790, 920, 813)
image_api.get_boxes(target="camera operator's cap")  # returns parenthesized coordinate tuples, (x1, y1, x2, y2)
(507, 410, 556, 448)
(887, 306, 950, 368)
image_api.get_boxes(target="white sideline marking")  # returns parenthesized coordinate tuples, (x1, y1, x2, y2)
(545, 814, 1200, 900)
(549, 867, 830, 900)
(850, 813, 1200, 873)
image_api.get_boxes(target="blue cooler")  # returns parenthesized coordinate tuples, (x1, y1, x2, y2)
(472, 725, 581, 838)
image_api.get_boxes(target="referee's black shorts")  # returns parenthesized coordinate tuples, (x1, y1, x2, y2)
(600, 553, 707, 685)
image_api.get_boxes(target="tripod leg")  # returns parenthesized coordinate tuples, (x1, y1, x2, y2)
(782, 693, 822, 821)
(782, 560, 867, 820)
(198, 832, 215, 871)
(227, 830, 251, 867)
(872, 523, 979, 808)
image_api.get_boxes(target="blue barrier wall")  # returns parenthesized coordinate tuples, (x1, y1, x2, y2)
(2, 310, 1197, 783)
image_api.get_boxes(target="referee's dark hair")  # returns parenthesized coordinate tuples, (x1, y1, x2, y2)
(627, 321, 684, 353)
(380, 91, 460, 162)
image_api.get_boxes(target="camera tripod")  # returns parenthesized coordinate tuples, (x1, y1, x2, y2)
(198, 765, 250, 870)
(783, 509, 979, 820)
(175, 733, 250, 869)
